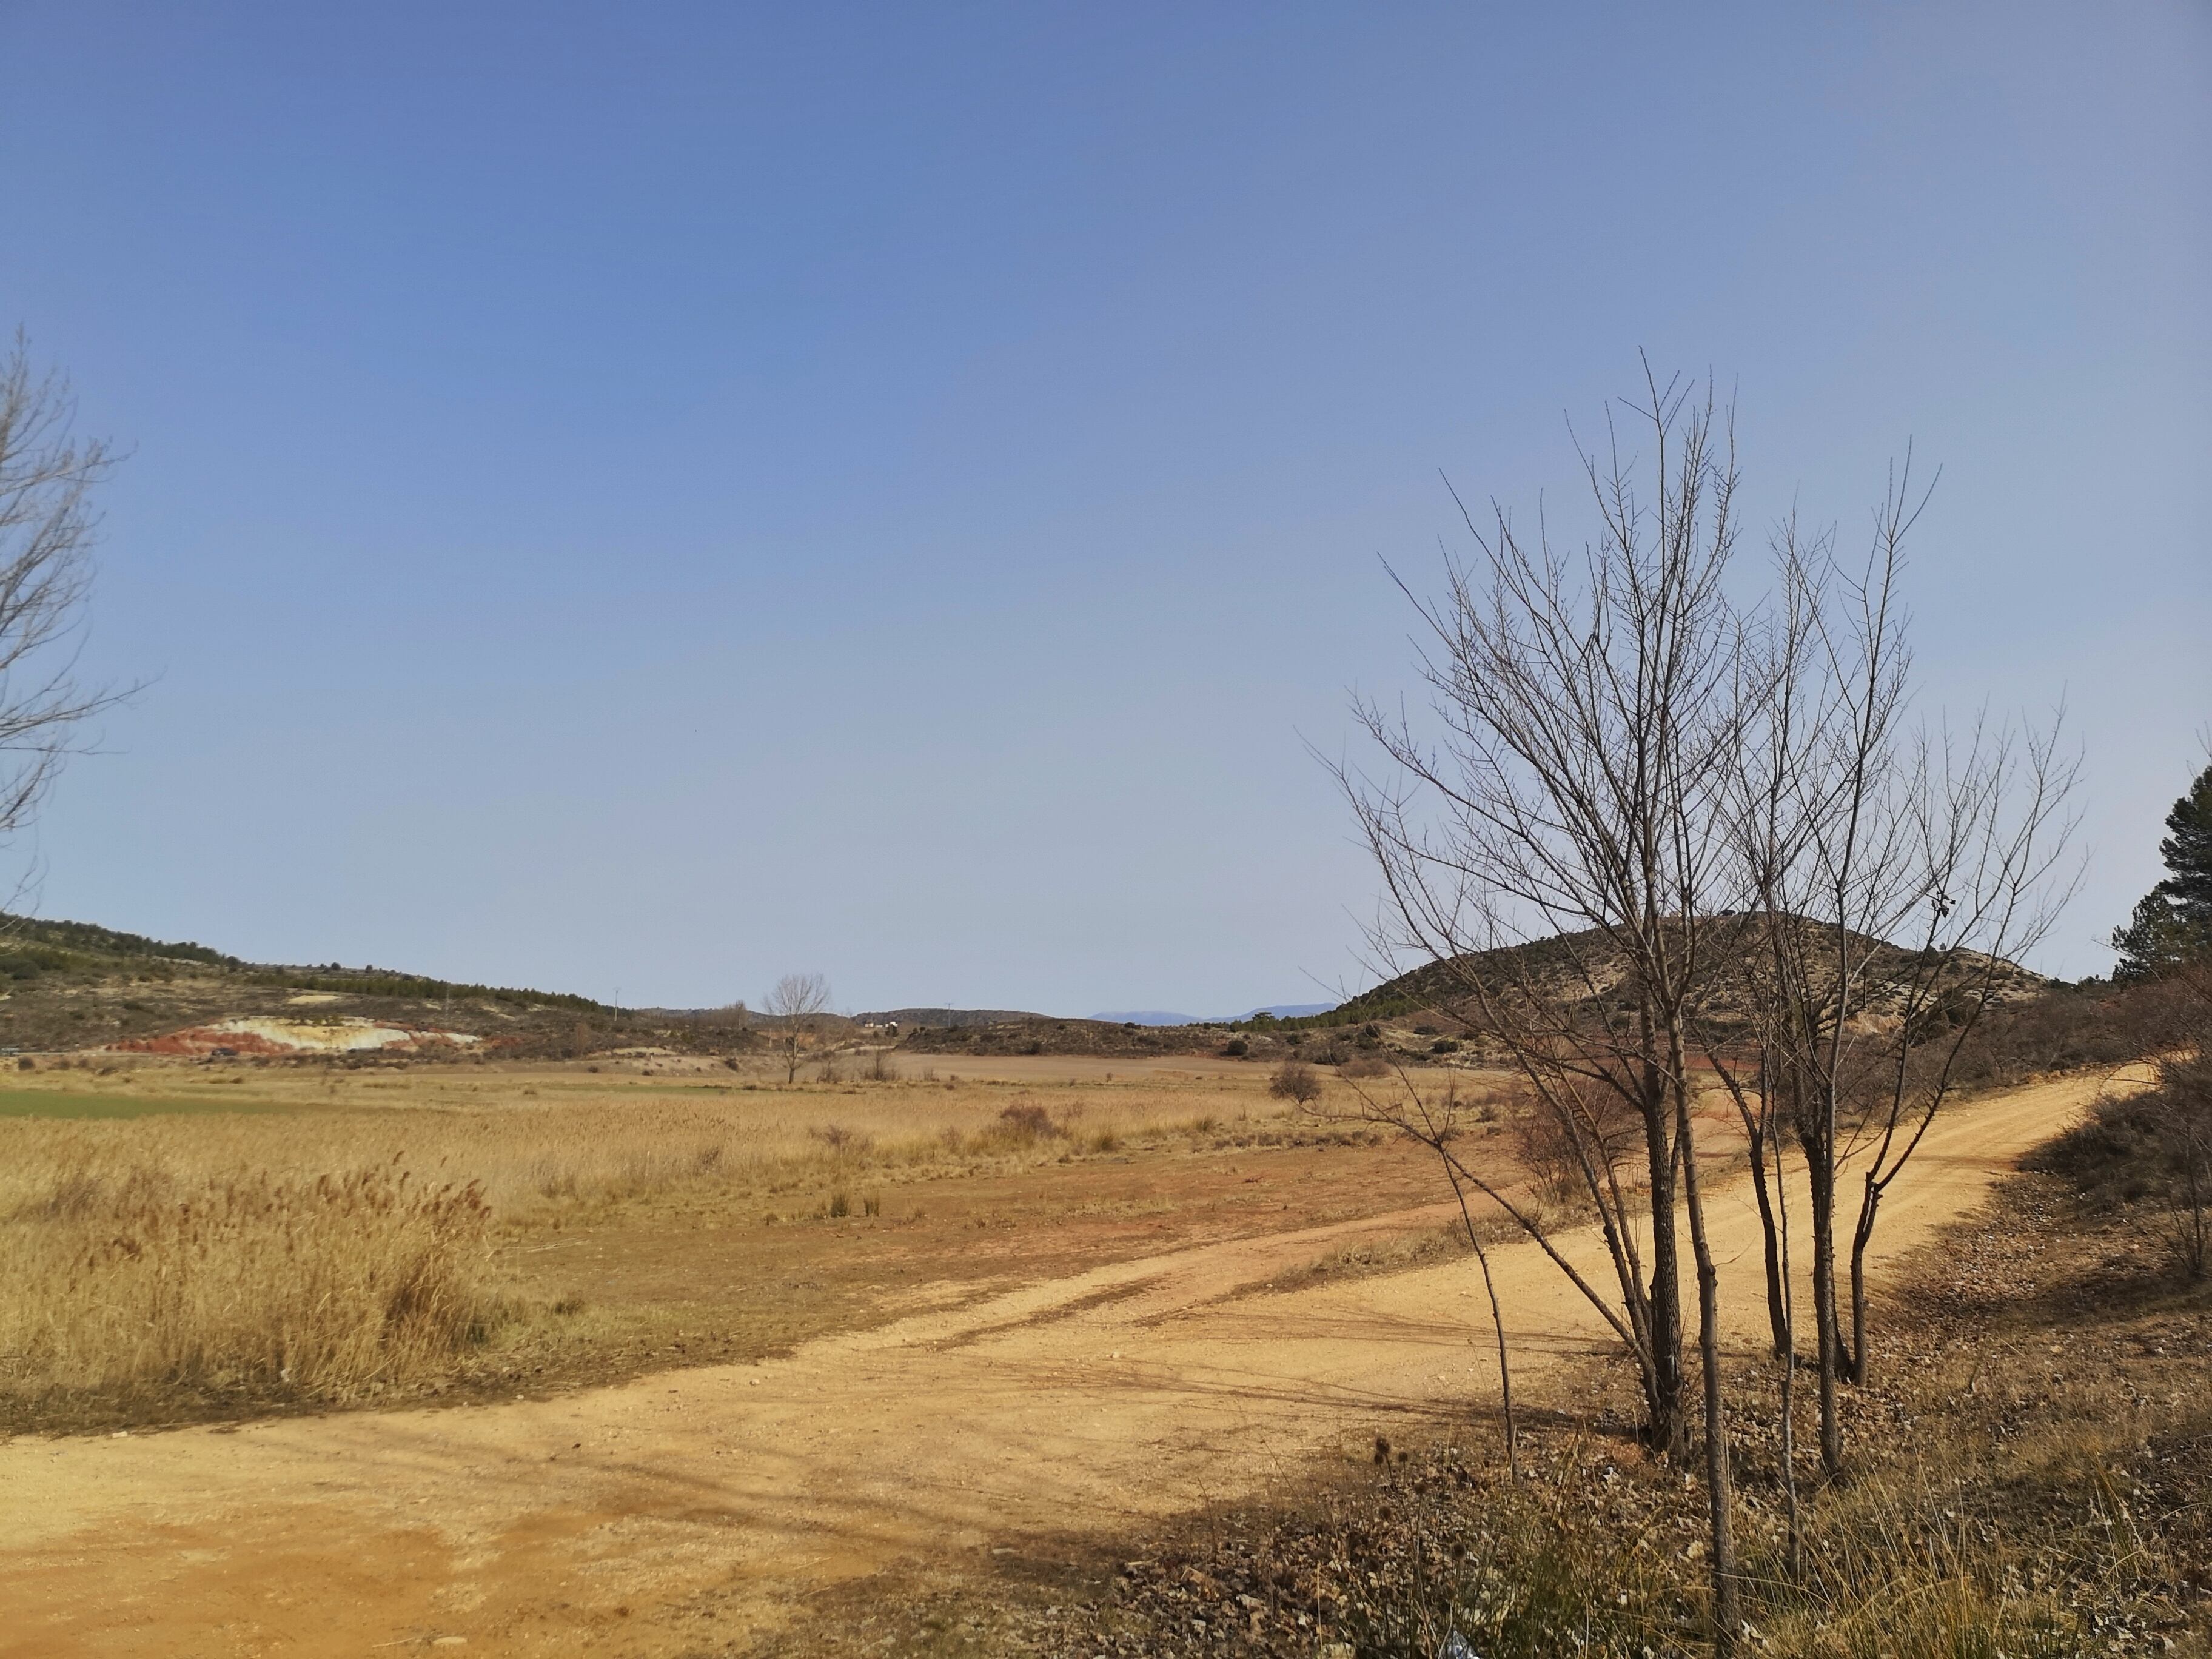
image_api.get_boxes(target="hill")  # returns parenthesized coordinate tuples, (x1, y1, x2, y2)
(0, 913, 740, 1061)
(1090, 1003, 1339, 1026)
(896, 1013, 1228, 1059)
(853, 1007, 1047, 1030)
(1254, 917, 2046, 1037)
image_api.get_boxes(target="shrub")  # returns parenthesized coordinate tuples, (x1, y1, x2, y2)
(1222, 1037, 1248, 1057)
(1269, 1059, 1324, 1105)
(2033, 1049, 2211, 1278)
(997, 1100, 1058, 1139)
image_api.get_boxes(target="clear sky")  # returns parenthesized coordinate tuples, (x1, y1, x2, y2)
(2, 2, 2205, 1013)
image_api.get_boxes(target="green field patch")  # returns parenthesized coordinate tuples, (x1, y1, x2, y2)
(0, 1090, 293, 1119)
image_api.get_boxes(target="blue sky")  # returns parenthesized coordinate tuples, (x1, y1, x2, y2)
(2, 2, 2205, 1011)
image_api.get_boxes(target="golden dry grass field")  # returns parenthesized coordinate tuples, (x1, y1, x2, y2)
(0, 1051, 1467, 1436)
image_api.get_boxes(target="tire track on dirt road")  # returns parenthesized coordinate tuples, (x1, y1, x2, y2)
(0, 1071, 2126, 1658)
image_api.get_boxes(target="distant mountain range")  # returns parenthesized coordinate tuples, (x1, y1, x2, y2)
(851, 1007, 1043, 1030)
(1088, 1003, 1338, 1027)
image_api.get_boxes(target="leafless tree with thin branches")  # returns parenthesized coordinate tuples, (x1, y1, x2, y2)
(765, 972, 832, 1084)
(1333, 361, 2083, 1645)
(1708, 474, 2078, 1474)
(0, 335, 134, 876)
(1332, 365, 1751, 1641)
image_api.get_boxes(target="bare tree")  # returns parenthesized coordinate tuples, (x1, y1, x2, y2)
(1267, 1057, 1324, 1105)
(1714, 481, 2076, 1472)
(765, 973, 831, 1084)
(0, 335, 131, 863)
(1338, 364, 2082, 1648)
(1336, 368, 1748, 1641)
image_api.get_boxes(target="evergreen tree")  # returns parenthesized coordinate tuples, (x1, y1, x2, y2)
(2113, 760, 2212, 979)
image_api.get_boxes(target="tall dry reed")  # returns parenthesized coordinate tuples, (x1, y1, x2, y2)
(1, 1154, 489, 1408)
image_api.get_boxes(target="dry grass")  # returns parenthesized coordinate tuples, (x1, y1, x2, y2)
(0, 1065, 1304, 1208)
(0, 1156, 489, 1413)
(0, 1061, 1329, 1424)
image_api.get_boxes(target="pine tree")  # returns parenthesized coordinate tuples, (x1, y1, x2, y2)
(2113, 761, 2212, 979)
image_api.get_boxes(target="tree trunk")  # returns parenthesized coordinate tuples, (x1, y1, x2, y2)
(1744, 1119, 1789, 1358)
(1475, 1233, 1518, 1483)
(1772, 1122, 1803, 1578)
(1641, 1101, 1687, 1462)
(1805, 1136, 1845, 1477)
(1673, 1057, 1739, 1649)
(1849, 1174, 1881, 1386)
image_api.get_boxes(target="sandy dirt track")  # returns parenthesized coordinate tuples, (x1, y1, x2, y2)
(0, 1072, 2118, 1657)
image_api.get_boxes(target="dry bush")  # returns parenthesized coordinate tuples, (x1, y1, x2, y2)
(2041, 1064, 2211, 1280)
(0, 1155, 489, 1409)
(1948, 978, 2180, 1091)
(995, 1098, 1059, 1141)
(1268, 1058, 1323, 1105)
(1507, 1078, 1643, 1213)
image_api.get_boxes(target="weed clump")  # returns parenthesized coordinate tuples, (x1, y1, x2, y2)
(996, 1099, 1059, 1141)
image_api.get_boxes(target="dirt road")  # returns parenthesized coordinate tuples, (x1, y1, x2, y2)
(0, 1072, 2117, 1657)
